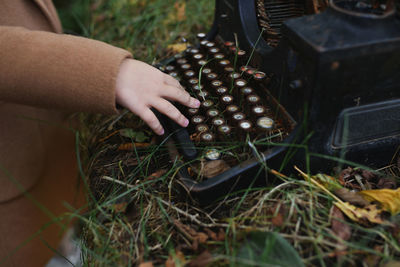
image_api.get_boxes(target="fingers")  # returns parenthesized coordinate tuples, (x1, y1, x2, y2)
(164, 73, 183, 89)
(152, 99, 189, 128)
(162, 85, 200, 108)
(140, 109, 164, 135)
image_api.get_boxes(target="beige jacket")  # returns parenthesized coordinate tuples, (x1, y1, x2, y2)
(0, 0, 132, 202)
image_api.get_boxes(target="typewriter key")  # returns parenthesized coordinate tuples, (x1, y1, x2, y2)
(200, 132, 215, 143)
(236, 50, 247, 65)
(212, 117, 226, 127)
(165, 65, 175, 72)
(238, 120, 253, 138)
(189, 78, 199, 86)
(235, 79, 247, 90)
(176, 58, 188, 65)
(196, 60, 208, 69)
(184, 70, 196, 79)
(174, 53, 184, 59)
(202, 68, 212, 75)
(232, 112, 246, 125)
(211, 80, 223, 89)
(188, 48, 199, 54)
(206, 73, 218, 81)
(216, 86, 228, 96)
(250, 105, 267, 120)
(214, 53, 225, 60)
(217, 125, 233, 141)
(204, 149, 221, 161)
(241, 87, 254, 96)
(225, 104, 239, 115)
(180, 63, 191, 71)
(229, 72, 241, 80)
(168, 72, 179, 78)
(188, 108, 199, 116)
(224, 41, 234, 48)
(192, 84, 204, 92)
(191, 115, 205, 125)
(193, 53, 204, 61)
(218, 59, 231, 70)
(256, 116, 274, 131)
(195, 124, 209, 133)
(201, 99, 214, 109)
(200, 40, 208, 46)
(206, 42, 216, 48)
(220, 95, 234, 107)
(206, 108, 220, 119)
(197, 90, 209, 99)
(253, 71, 269, 85)
(246, 94, 261, 106)
(197, 32, 206, 40)
(209, 47, 220, 55)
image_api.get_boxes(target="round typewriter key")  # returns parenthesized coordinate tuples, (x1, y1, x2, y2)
(223, 66, 235, 74)
(168, 71, 179, 78)
(235, 79, 247, 88)
(165, 65, 175, 72)
(229, 72, 241, 80)
(200, 40, 208, 46)
(191, 115, 205, 125)
(257, 116, 275, 131)
(188, 108, 199, 116)
(180, 64, 191, 71)
(202, 68, 212, 74)
(241, 87, 254, 96)
(214, 53, 225, 59)
(220, 95, 234, 107)
(218, 59, 231, 68)
(193, 53, 204, 60)
(225, 104, 239, 115)
(188, 48, 199, 54)
(251, 106, 267, 118)
(195, 124, 209, 133)
(246, 94, 261, 106)
(232, 112, 246, 125)
(224, 41, 234, 47)
(229, 46, 237, 54)
(176, 58, 187, 65)
(254, 71, 267, 82)
(192, 84, 204, 91)
(246, 68, 255, 76)
(216, 86, 228, 96)
(204, 148, 221, 161)
(237, 50, 246, 56)
(206, 42, 216, 48)
(206, 72, 218, 81)
(211, 80, 223, 88)
(239, 120, 253, 131)
(174, 53, 184, 59)
(206, 108, 220, 119)
(197, 32, 206, 39)
(200, 132, 215, 143)
(189, 78, 199, 85)
(217, 125, 233, 140)
(201, 99, 214, 109)
(209, 47, 220, 55)
(197, 90, 209, 99)
(196, 60, 207, 69)
(184, 70, 196, 78)
(212, 117, 225, 127)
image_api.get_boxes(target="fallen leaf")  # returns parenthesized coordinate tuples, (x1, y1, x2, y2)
(167, 43, 188, 54)
(359, 188, 400, 215)
(145, 169, 167, 181)
(330, 206, 351, 241)
(188, 250, 213, 267)
(138, 262, 153, 267)
(166, 250, 186, 267)
(118, 142, 151, 151)
(193, 160, 230, 178)
(119, 129, 149, 142)
(111, 202, 128, 213)
(334, 188, 370, 207)
(334, 202, 388, 226)
(174, 2, 186, 21)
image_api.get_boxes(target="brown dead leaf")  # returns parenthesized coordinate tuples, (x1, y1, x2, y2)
(118, 142, 151, 151)
(145, 169, 167, 181)
(166, 250, 186, 267)
(167, 43, 188, 54)
(188, 250, 213, 267)
(334, 188, 370, 207)
(138, 262, 154, 267)
(359, 188, 400, 215)
(193, 160, 230, 178)
(203, 228, 217, 241)
(174, 2, 186, 21)
(334, 202, 389, 226)
(112, 202, 128, 213)
(217, 228, 226, 241)
(330, 206, 351, 241)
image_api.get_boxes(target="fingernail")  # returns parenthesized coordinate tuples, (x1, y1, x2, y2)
(194, 99, 201, 107)
(183, 119, 189, 127)
(159, 129, 165, 135)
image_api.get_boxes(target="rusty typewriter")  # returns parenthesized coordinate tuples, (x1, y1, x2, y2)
(156, 0, 400, 204)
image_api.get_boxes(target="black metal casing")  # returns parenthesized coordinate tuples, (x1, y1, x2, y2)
(161, 0, 400, 204)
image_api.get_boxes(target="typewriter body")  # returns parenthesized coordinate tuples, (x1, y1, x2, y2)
(159, 0, 400, 204)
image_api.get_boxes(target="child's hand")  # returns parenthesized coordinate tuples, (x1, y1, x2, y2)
(116, 59, 200, 135)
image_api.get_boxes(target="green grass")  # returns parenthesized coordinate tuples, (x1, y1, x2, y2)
(54, 1, 400, 266)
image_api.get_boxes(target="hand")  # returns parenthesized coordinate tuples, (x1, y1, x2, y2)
(115, 59, 200, 135)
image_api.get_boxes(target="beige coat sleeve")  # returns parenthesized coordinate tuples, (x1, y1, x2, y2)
(0, 26, 132, 114)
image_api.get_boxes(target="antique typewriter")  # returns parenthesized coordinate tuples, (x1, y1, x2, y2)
(157, 0, 400, 204)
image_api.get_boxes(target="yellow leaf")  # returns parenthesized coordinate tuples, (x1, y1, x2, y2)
(359, 188, 400, 215)
(334, 202, 388, 225)
(174, 2, 186, 21)
(167, 43, 188, 53)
